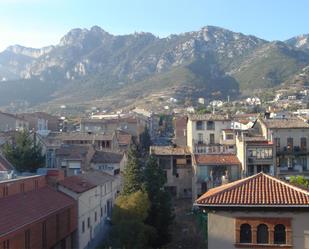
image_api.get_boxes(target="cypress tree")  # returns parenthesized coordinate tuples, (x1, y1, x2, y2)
(144, 156, 174, 246)
(122, 144, 143, 195)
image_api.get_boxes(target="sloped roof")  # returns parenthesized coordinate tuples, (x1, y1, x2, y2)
(260, 117, 309, 129)
(196, 172, 309, 207)
(189, 114, 230, 121)
(59, 171, 115, 193)
(91, 150, 124, 164)
(150, 146, 191, 156)
(194, 154, 240, 165)
(0, 187, 75, 236)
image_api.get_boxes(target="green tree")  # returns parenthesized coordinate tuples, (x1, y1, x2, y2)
(290, 175, 309, 188)
(122, 145, 143, 195)
(144, 156, 174, 246)
(140, 126, 152, 153)
(110, 191, 156, 249)
(3, 131, 45, 173)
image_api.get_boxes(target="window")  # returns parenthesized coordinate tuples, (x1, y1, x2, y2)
(3, 185, 8, 197)
(287, 137, 293, 151)
(56, 214, 60, 239)
(209, 133, 215, 144)
(82, 221, 85, 233)
(20, 183, 25, 193)
(87, 217, 90, 228)
(95, 211, 97, 222)
(34, 180, 39, 190)
(198, 133, 203, 143)
(67, 209, 71, 232)
(207, 121, 215, 130)
(25, 229, 31, 249)
(226, 134, 234, 140)
(240, 224, 252, 243)
(101, 207, 103, 217)
(3, 240, 9, 249)
(257, 224, 269, 244)
(236, 218, 291, 246)
(275, 138, 280, 150)
(196, 121, 204, 130)
(301, 137, 307, 151)
(274, 224, 286, 244)
(42, 222, 47, 249)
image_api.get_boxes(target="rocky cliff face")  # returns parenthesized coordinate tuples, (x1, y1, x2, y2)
(0, 25, 308, 110)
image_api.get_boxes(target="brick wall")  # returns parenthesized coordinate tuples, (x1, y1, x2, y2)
(0, 204, 77, 249)
(0, 175, 46, 198)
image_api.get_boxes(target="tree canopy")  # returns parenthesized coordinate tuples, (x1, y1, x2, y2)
(3, 131, 45, 173)
(122, 144, 143, 195)
(144, 156, 174, 246)
(110, 191, 156, 249)
(290, 175, 309, 188)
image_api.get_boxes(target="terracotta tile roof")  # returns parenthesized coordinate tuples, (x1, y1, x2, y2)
(196, 172, 309, 207)
(47, 132, 113, 141)
(58, 175, 96, 193)
(0, 187, 75, 237)
(150, 146, 191, 156)
(91, 150, 124, 164)
(195, 154, 240, 165)
(189, 114, 231, 121)
(117, 134, 132, 145)
(0, 154, 14, 171)
(260, 117, 309, 129)
(55, 145, 90, 159)
(59, 171, 114, 193)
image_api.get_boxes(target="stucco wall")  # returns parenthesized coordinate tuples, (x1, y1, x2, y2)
(208, 211, 309, 249)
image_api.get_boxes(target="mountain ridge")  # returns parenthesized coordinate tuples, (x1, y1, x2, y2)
(0, 25, 309, 112)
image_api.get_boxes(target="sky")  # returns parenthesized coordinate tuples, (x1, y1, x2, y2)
(0, 0, 309, 52)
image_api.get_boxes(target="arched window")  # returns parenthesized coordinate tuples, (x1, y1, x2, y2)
(257, 224, 269, 244)
(240, 224, 252, 243)
(274, 224, 286, 244)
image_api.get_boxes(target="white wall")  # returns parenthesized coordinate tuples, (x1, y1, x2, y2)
(58, 180, 118, 249)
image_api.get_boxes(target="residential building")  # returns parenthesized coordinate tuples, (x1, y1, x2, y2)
(114, 130, 132, 152)
(255, 116, 309, 179)
(187, 114, 233, 154)
(18, 112, 61, 133)
(173, 116, 187, 146)
(236, 130, 276, 177)
(0, 174, 77, 249)
(195, 172, 309, 249)
(55, 145, 95, 176)
(0, 111, 29, 132)
(58, 171, 118, 249)
(90, 150, 125, 176)
(37, 132, 116, 168)
(80, 116, 145, 138)
(192, 154, 241, 199)
(150, 146, 192, 198)
(0, 154, 14, 181)
(131, 108, 160, 139)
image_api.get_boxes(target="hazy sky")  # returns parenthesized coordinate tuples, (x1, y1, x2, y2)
(0, 0, 309, 52)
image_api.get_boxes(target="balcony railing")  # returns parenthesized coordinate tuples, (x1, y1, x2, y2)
(194, 142, 236, 154)
(276, 146, 309, 155)
(278, 165, 305, 174)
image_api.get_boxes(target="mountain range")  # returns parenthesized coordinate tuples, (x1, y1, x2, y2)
(1, 25, 309, 113)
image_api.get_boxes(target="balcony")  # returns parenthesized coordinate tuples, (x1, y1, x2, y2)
(247, 156, 273, 164)
(276, 146, 309, 155)
(194, 142, 236, 154)
(278, 165, 308, 175)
